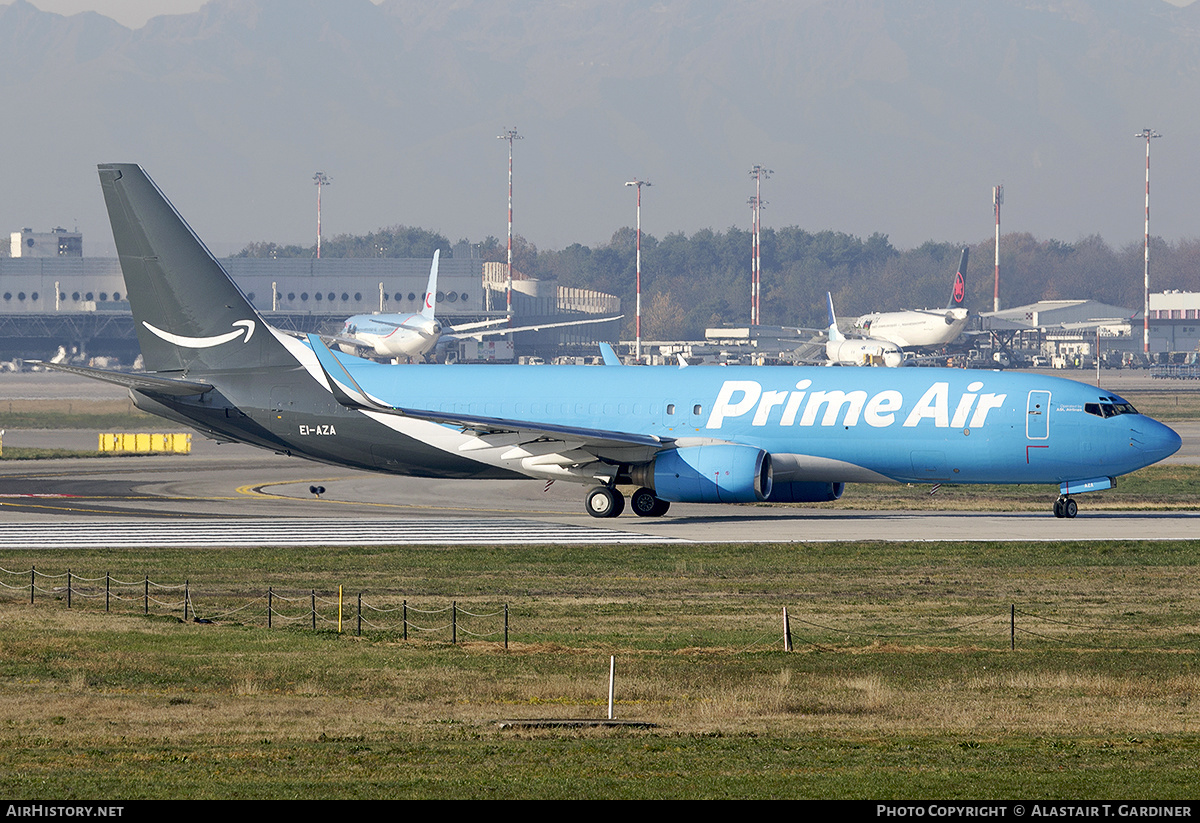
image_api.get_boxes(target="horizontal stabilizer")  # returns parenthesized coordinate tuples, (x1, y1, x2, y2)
(39, 361, 213, 396)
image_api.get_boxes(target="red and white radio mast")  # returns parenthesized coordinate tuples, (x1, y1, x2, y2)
(993, 184, 1003, 313)
(1136, 128, 1161, 355)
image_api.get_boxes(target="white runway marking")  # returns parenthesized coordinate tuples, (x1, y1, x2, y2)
(0, 518, 686, 548)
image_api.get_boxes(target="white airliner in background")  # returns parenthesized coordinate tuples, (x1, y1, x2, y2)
(333, 250, 621, 360)
(853, 247, 971, 349)
(825, 293, 903, 367)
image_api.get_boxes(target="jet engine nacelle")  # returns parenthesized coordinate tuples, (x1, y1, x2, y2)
(631, 444, 772, 503)
(765, 481, 845, 503)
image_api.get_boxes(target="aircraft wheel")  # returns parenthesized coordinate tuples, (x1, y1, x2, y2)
(586, 486, 624, 518)
(631, 487, 670, 518)
(1053, 496, 1078, 519)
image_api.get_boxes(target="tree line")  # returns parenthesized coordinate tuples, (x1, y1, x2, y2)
(237, 227, 1200, 340)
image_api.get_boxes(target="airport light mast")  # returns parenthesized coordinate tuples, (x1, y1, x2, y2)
(626, 179, 651, 362)
(748, 194, 767, 325)
(993, 184, 1003, 313)
(1136, 128, 1161, 356)
(313, 172, 330, 259)
(748, 165, 772, 326)
(498, 128, 522, 322)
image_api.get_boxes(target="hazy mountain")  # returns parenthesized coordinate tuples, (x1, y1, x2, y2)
(2, 0, 1197, 256)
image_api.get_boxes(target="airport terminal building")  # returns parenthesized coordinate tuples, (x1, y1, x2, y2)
(0, 242, 620, 364)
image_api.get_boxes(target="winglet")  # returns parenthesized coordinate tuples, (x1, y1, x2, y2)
(305, 333, 393, 412)
(598, 342, 622, 366)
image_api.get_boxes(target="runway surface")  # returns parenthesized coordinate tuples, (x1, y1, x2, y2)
(1, 444, 1197, 544)
(1, 370, 1198, 545)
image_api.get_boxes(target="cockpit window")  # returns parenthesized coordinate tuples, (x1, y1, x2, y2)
(1085, 399, 1139, 418)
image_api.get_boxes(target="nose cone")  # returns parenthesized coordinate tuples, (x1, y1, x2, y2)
(1132, 418, 1182, 466)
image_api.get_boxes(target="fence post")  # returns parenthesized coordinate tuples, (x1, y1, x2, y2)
(1011, 604, 1015, 650)
(608, 656, 616, 720)
(67, 568, 72, 609)
(184, 580, 190, 622)
(504, 603, 509, 650)
(268, 587, 273, 629)
(357, 592, 362, 637)
(144, 574, 148, 615)
(30, 566, 34, 605)
(783, 606, 793, 652)
(106, 573, 110, 613)
(311, 590, 316, 631)
(452, 600, 457, 644)
(403, 600, 407, 641)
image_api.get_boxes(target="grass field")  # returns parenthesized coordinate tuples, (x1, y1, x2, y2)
(1, 541, 1198, 799)
(0, 382, 1197, 798)
(1116, 389, 1200, 421)
(0, 397, 153, 431)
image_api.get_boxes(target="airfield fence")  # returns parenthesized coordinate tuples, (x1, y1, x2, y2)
(3, 565, 1198, 652)
(1151, 364, 1200, 379)
(0, 565, 510, 647)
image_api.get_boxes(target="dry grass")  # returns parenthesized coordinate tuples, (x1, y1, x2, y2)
(2, 541, 1200, 798)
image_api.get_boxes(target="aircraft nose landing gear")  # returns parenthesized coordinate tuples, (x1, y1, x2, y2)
(1053, 495, 1078, 518)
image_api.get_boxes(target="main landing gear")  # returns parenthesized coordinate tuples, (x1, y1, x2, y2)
(585, 486, 670, 519)
(1053, 495, 1078, 519)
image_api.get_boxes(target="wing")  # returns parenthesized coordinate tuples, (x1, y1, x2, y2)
(445, 315, 623, 341)
(304, 334, 669, 466)
(442, 317, 512, 334)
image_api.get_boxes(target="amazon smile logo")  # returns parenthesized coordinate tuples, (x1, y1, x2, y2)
(143, 319, 256, 348)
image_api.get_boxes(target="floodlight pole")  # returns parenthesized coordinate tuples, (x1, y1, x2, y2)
(498, 128, 523, 323)
(313, 172, 330, 259)
(626, 179, 650, 361)
(749, 165, 772, 325)
(1136, 129, 1161, 356)
(748, 196, 759, 325)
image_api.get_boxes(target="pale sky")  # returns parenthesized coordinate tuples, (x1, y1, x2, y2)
(23, 0, 1198, 30)
(27, 1, 371, 28)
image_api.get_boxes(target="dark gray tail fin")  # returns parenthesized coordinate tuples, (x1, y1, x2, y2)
(98, 164, 294, 374)
(947, 246, 968, 310)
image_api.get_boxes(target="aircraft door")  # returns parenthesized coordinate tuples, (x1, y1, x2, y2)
(1026, 390, 1050, 440)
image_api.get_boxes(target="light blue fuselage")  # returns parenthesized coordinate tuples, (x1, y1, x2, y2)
(332, 357, 1180, 487)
